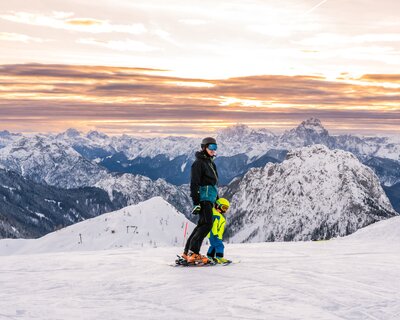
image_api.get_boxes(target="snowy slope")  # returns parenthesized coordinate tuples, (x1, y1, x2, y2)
(0, 197, 195, 255)
(343, 215, 400, 242)
(228, 144, 398, 242)
(0, 218, 399, 320)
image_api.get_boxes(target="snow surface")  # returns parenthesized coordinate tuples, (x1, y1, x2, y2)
(343, 216, 400, 243)
(0, 237, 399, 319)
(0, 197, 194, 255)
(0, 205, 399, 319)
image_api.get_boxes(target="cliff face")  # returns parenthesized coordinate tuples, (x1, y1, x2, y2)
(227, 145, 398, 242)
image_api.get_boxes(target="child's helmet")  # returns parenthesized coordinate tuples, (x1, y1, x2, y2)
(216, 198, 230, 213)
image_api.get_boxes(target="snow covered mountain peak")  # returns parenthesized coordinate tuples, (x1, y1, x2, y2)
(217, 123, 275, 142)
(217, 124, 253, 139)
(216, 124, 276, 158)
(228, 144, 397, 242)
(278, 118, 331, 148)
(63, 128, 81, 138)
(0, 130, 22, 148)
(298, 117, 327, 134)
(0, 130, 16, 138)
(86, 130, 109, 141)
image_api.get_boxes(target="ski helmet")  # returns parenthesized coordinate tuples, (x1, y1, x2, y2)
(216, 198, 230, 213)
(201, 137, 217, 149)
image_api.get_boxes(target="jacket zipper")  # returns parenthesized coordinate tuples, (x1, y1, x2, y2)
(208, 162, 218, 184)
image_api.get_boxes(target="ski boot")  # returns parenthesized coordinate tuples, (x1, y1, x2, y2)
(187, 253, 210, 264)
(215, 257, 232, 264)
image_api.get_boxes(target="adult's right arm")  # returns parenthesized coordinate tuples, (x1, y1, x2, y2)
(190, 160, 202, 205)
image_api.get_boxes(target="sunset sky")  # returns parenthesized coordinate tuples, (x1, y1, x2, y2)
(0, 0, 399, 136)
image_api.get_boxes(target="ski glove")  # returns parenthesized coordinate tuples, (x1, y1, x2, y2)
(191, 205, 201, 215)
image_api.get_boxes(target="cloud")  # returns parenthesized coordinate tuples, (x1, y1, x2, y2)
(0, 63, 399, 135)
(66, 18, 103, 26)
(0, 32, 47, 43)
(179, 19, 209, 25)
(0, 63, 167, 79)
(247, 24, 292, 38)
(0, 11, 147, 34)
(298, 33, 400, 46)
(78, 38, 159, 52)
(360, 74, 400, 83)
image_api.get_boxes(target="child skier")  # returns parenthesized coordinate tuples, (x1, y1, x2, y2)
(207, 198, 231, 264)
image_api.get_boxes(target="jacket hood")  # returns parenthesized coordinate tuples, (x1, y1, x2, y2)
(195, 150, 212, 159)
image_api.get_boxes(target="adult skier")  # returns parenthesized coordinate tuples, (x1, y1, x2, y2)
(183, 137, 219, 264)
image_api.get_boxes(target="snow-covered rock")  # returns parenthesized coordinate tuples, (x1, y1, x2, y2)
(228, 144, 398, 243)
(0, 197, 194, 255)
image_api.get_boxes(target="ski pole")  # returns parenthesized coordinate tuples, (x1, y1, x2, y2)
(183, 222, 188, 246)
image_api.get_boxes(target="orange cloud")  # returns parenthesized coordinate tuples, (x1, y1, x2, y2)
(66, 18, 103, 26)
(360, 74, 400, 83)
(0, 11, 146, 34)
(0, 63, 399, 136)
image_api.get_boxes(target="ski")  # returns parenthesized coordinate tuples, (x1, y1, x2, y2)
(171, 255, 234, 267)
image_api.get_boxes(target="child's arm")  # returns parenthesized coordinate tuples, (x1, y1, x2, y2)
(217, 220, 226, 240)
(211, 217, 219, 236)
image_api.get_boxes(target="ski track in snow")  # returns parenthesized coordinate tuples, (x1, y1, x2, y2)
(0, 240, 399, 320)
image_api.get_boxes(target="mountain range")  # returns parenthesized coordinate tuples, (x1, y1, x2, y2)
(0, 118, 399, 240)
(1, 119, 399, 187)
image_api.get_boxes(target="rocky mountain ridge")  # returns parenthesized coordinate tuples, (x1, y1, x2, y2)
(225, 144, 398, 242)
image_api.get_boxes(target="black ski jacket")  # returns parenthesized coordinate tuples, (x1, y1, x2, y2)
(190, 151, 219, 205)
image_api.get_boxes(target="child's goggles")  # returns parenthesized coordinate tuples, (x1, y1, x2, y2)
(217, 204, 229, 213)
(207, 143, 218, 151)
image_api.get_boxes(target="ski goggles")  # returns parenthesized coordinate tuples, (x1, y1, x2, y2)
(207, 143, 218, 151)
(217, 204, 229, 213)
